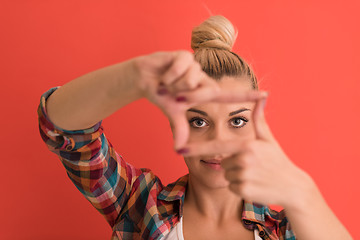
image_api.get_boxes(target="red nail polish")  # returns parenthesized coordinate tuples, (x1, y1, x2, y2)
(176, 96, 186, 102)
(157, 88, 168, 95)
(176, 148, 189, 154)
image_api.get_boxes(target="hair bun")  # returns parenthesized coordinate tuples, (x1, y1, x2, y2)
(191, 15, 237, 52)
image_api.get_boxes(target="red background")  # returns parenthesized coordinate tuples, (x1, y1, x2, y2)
(1, 0, 359, 239)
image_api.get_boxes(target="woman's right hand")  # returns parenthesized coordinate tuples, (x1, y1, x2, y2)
(131, 50, 266, 150)
(134, 51, 220, 101)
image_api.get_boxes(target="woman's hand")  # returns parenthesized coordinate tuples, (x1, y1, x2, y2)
(132, 50, 267, 149)
(177, 96, 316, 209)
(133, 50, 313, 208)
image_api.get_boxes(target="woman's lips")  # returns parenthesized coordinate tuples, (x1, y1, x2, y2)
(200, 159, 223, 170)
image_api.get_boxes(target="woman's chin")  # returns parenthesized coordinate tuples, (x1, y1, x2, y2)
(202, 174, 229, 189)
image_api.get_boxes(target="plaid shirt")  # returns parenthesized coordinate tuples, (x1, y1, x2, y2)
(37, 87, 296, 240)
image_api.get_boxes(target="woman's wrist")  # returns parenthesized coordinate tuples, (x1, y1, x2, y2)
(112, 58, 145, 101)
(126, 58, 146, 99)
(281, 167, 321, 213)
(281, 171, 353, 240)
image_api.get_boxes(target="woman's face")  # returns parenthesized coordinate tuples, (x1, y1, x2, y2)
(183, 76, 257, 189)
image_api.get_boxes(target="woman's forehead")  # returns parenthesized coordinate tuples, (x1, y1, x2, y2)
(187, 76, 255, 116)
(187, 102, 254, 115)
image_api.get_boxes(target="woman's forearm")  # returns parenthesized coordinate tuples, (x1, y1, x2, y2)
(46, 59, 143, 130)
(284, 174, 353, 240)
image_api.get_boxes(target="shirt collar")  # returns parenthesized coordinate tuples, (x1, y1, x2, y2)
(157, 174, 271, 228)
(242, 201, 267, 226)
(157, 174, 188, 202)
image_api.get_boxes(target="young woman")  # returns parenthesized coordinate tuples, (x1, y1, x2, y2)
(37, 16, 352, 240)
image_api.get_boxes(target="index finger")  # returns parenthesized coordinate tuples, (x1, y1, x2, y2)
(213, 88, 268, 103)
(176, 139, 241, 157)
(178, 87, 268, 104)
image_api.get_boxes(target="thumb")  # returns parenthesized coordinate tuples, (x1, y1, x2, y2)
(253, 95, 274, 141)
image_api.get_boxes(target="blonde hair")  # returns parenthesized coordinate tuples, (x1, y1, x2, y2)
(191, 15, 258, 90)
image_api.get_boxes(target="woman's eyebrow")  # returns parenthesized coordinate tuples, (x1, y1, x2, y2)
(229, 108, 250, 116)
(187, 108, 208, 116)
(187, 108, 250, 117)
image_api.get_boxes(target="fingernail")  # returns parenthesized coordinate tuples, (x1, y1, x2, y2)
(176, 148, 189, 155)
(157, 88, 168, 95)
(176, 96, 187, 102)
(262, 97, 267, 110)
(261, 91, 269, 98)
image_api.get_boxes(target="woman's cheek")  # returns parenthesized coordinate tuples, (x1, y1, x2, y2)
(187, 129, 208, 142)
(236, 122, 257, 140)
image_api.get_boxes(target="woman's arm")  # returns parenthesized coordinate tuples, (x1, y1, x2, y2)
(283, 174, 353, 240)
(39, 51, 231, 232)
(46, 51, 264, 147)
(46, 58, 142, 131)
(38, 86, 143, 229)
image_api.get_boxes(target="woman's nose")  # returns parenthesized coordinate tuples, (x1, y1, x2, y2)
(207, 125, 232, 141)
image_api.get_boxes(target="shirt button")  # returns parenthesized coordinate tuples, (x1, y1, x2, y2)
(243, 220, 252, 225)
(259, 231, 266, 237)
(66, 145, 73, 151)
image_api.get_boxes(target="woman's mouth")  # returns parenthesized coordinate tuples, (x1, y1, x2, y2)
(200, 160, 223, 170)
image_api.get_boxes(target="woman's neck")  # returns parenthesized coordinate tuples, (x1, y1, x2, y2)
(183, 174, 244, 225)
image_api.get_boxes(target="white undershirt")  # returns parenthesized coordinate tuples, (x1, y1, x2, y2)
(163, 217, 262, 240)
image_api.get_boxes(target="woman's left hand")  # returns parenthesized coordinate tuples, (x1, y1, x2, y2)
(178, 96, 316, 209)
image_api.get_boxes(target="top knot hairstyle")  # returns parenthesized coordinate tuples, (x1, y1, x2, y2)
(191, 15, 258, 90)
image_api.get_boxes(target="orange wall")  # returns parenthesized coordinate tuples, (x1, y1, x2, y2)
(1, 0, 359, 239)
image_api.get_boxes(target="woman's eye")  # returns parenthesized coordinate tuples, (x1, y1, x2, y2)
(189, 118, 207, 128)
(189, 117, 248, 129)
(230, 117, 248, 128)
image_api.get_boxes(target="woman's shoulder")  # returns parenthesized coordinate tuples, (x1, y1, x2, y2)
(157, 174, 189, 202)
